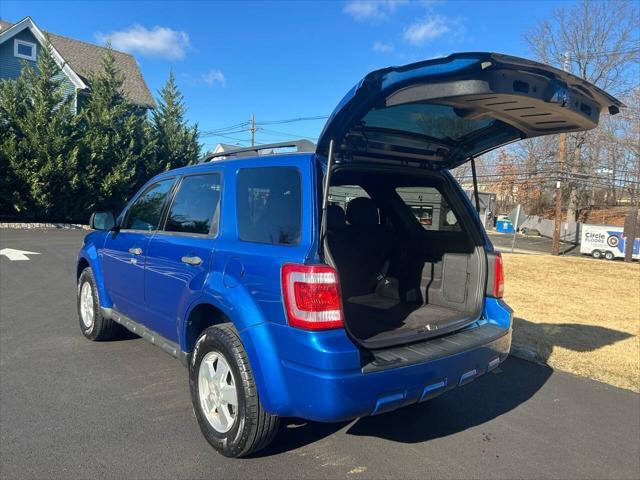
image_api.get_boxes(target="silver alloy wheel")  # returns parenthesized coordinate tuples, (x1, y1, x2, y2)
(198, 351, 238, 433)
(80, 281, 94, 329)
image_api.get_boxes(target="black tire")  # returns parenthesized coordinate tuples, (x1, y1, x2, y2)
(604, 251, 615, 260)
(592, 250, 602, 259)
(189, 324, 279, 458)
(77, 267, 120, 341)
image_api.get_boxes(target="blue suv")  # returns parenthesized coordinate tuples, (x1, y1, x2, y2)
(77, 53, 621, 457)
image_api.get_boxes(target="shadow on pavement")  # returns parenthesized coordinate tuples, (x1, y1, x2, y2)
(512, 317, 632, 362)
(254, 357, 552, 456)
(102, 327, 139, 342)
(346, 357, 552, 444)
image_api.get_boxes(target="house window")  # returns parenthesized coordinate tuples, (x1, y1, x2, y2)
(14, 39, 37, 61)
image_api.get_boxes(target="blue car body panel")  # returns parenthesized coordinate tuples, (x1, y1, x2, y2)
(77, 152, 512, 422)
(235, 297, 511, 420)
(144, 233, 216, 342)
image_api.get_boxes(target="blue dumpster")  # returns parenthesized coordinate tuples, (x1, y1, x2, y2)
(496, 219, 514, 233)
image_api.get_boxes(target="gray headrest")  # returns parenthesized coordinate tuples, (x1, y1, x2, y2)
(346, 197, 379, 227)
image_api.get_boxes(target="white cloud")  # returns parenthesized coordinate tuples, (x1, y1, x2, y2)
(201, 69, 226, 87)
(372, 41, 394, 53)
(343, 0, 408, 21)
(95, 24, 190, 60)
(403, 15, 450, 44)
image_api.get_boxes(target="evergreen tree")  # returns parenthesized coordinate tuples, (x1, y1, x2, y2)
(0, 42, 202, 222)
(0, 36, 79, 220)
(78, 46, 154, 213)
(151, 69, 201, 174)
(0, 76, 28, 216)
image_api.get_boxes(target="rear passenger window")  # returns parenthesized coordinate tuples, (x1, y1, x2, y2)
(165, 174, 221, 235)
(123, 179, 175, 231)
(236, 167, 301, 245)
(395, 186, 461, 232)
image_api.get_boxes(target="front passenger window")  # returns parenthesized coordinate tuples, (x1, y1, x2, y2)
(123, 179, 175, 231)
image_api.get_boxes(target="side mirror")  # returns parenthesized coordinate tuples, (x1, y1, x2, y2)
(90, 211, 117, 231)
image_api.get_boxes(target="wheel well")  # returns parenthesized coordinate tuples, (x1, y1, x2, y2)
(77, 258, 90, 280)
(185, 303, 228, 352)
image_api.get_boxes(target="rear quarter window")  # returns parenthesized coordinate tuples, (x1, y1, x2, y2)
(236, 167, 301, 245)
(395, 186, 461, 232)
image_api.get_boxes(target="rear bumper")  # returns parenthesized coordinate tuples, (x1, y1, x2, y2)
(238, 298, 512, 422)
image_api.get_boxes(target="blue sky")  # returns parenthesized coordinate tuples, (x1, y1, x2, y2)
(1, 0, 574, 151)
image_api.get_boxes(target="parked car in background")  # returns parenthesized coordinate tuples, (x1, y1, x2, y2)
(76, 52, 622, 457)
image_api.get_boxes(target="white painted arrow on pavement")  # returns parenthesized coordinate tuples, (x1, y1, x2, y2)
(0, 248, 41, 261)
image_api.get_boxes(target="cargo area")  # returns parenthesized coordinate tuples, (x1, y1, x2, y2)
(325, 168, 486, 349)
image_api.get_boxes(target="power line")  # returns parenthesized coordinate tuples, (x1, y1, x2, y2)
(201, 121, 251, 135)
(256, 115, 329, 126)
(459, 170, 640, 185)
(259, 128, 317, 141)
(204, 132, 252, 143)
(566, 46, 640, 61)
(200, 129, 253, 137)
(201, 114, 329, 134)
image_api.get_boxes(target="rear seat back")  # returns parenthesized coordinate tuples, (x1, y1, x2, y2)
(327, 197, 394, 298)
(327, 204, 347, 230)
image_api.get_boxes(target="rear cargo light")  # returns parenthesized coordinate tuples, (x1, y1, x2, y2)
(281, 264, 344, 330)
(493, 253, 505, 298)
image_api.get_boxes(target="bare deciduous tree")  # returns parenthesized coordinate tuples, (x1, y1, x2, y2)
(525, 0, 639, 222)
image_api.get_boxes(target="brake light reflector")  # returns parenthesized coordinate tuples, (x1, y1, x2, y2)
(493, 253, 505, 298)
(282, 264, 343, 330)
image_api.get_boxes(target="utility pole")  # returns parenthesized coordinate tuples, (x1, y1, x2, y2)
(250, 113, 255, 147)
(511, 204, 521, 253)
(551, 51, 570, 256)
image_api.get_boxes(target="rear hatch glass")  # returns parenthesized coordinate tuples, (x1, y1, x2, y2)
(317, 52, 623, 169)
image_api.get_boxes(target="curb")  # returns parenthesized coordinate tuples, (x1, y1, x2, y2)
(510, 344, 544, 364)
(496, 248, 544, 255)
(0, 222, 89, 230)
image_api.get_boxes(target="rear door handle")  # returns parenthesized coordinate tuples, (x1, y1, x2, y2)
(181, 255, 203, 266)
(128, 247, 142, 255)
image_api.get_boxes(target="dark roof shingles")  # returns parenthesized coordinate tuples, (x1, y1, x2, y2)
(0, 19, 154, 108)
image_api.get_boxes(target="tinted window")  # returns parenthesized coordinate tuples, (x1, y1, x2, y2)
(165, 174, 221, 235)
(395, 186, 460, 232)
(236, 167, 301, 245)
(362, 103, 497, 141)
(123, 179, 174, 231)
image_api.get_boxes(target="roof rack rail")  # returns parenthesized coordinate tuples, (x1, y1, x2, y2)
(201, 140, 316, 162)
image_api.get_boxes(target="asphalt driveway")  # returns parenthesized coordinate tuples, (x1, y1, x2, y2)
(488, 231, 582, 257)
(1, 229, 639, 479)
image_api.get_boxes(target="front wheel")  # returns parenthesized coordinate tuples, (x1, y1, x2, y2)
(592, 250, 603, 259)
(604, 251, 615, 260)
(189, 324, 279, 457)
(77, 267, 121, 341)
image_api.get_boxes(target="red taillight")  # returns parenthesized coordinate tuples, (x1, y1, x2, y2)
(493, 254, 505, 298)
(282, 264, 344, 330)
